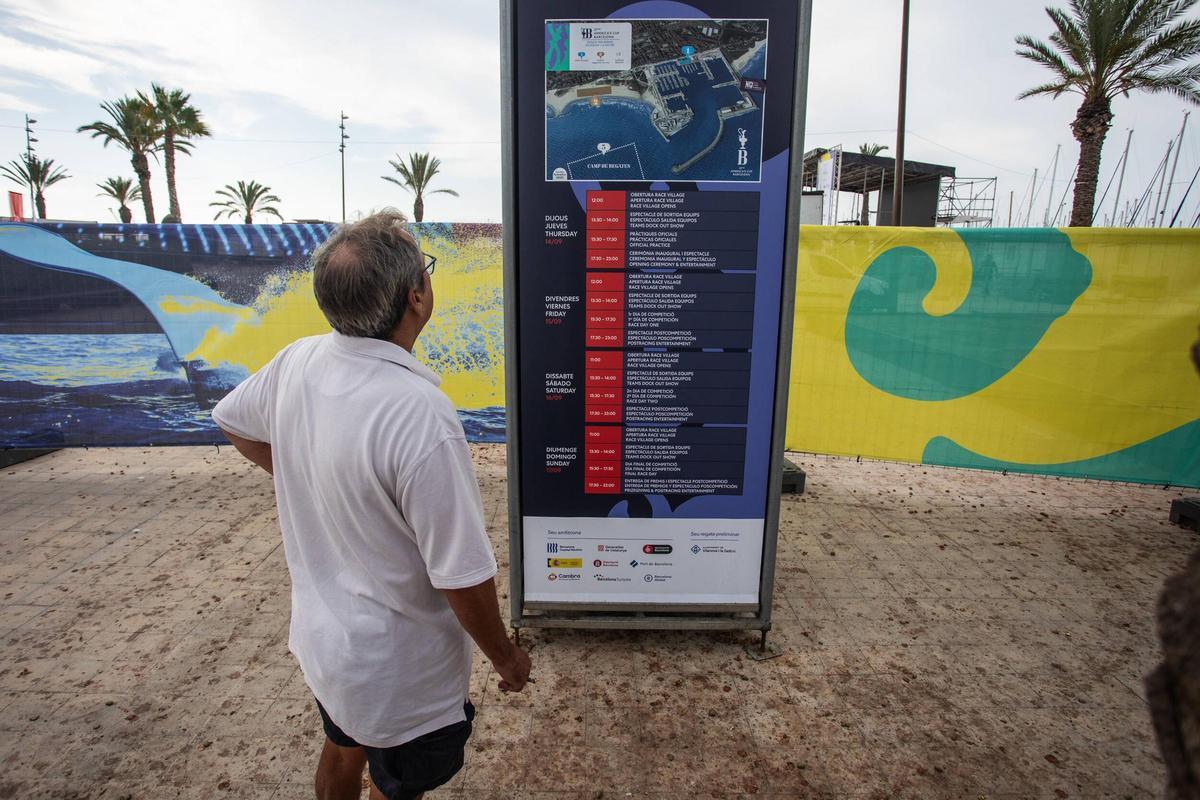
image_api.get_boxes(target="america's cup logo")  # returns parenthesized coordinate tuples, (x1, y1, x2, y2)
(736, 128, 749, 167)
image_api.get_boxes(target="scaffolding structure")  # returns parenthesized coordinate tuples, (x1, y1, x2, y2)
(936, 177, 997, 228)
(801, 148, 959, 226)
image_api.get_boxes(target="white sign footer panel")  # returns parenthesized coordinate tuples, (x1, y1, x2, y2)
(524, 516, 763, 604)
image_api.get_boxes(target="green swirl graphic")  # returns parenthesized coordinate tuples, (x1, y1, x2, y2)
(924, 419, 1200, 485)
(844, 228, 1092, 401)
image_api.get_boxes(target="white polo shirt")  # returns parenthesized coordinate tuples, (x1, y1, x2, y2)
(212, 331, 497, 747)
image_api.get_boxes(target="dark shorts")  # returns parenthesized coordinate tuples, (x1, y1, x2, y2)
(315, 698, 475, 800)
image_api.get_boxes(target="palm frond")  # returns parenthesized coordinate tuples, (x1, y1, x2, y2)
(209, 180, 282, 220)
(2, 155, 70, 191)
(1019, 80, 1079, 99)
(96, 176, 141, 203)
(1047, 6, 1092, 73)
(1016, 34, 1080, 83)
(78, 96, 160, 154)
(1118, 62, 1200, 101)
(381, 175, 414, 193)
(1020, 0, 1200, 104)
(0, 162, 27, 187)
(1117, 18, 1200, 78)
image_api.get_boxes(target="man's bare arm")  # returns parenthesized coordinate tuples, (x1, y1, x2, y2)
(442, 578, 531, 692)
(220, 429, 274, 475)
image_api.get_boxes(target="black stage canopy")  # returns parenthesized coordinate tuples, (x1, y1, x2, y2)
(801, 148, 955, 195)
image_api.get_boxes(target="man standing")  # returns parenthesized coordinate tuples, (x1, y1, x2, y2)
(213, 210, 530, 800)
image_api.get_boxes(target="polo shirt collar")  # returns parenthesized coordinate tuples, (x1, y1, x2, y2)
(329, 331, 441, 387)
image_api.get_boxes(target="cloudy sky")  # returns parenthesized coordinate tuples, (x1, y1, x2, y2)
(1, 0, 1197, 226)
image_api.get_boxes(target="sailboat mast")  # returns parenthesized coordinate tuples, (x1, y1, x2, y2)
(1160, 111, 1190, 227)
(1027, 168, 1038, 226)
(1110, 129, 1133, 228)
(1152, 139, 1174, 227)
(1043, 144, 1060, 227)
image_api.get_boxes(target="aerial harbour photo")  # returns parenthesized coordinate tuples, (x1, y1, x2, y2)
(545, 18, 767, 181)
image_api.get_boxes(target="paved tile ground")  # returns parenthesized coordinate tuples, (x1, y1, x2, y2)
(0, 444, 1195, 799)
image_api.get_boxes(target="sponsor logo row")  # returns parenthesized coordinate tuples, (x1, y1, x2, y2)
(549, 543, 673, 555)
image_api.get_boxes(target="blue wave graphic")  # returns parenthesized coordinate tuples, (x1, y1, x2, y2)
(0, 333, 505, 447)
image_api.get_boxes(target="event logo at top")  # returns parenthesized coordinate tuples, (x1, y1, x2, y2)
(568, 22, 631, 70)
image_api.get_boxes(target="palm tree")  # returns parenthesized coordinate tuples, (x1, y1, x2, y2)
(1016, 0, 1200, 226)
(141, 84, 210, 221)
(381, 152, 459, 222)
(1, 154, 70, 219)
(96, 177, 142, 223)
(859, 143, 889, 156)
(78, 96, 161, 222)
(210, 180, 283, 224)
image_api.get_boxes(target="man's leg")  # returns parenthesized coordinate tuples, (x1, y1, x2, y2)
(315, 737, 367, 800)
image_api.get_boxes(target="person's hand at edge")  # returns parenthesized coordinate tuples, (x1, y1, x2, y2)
(494, 640, 532, 693)
(442, 578, 533, 693)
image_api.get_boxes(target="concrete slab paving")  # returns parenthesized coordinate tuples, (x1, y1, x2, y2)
(0, 444, 1195, 799)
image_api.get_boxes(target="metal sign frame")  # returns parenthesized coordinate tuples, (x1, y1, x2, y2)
(501, 0, 813, 639)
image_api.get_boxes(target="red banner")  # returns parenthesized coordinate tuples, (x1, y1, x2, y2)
(7, 191, 23, 221)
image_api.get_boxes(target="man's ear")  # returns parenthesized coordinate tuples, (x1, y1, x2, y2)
(408, 283, 425, 308)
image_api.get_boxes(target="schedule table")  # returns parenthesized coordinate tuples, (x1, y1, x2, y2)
(581, 189, 760, 495)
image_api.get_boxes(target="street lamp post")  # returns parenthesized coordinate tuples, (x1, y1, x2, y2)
(891, 0, 910, 226)
(24, 114, 37, 221)
(339, 112, 350, 223)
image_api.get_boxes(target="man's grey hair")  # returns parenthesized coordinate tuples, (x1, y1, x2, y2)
(311, 209, 425, 339)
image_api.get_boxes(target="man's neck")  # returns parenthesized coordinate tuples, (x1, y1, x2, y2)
(389, 325, 419, 353)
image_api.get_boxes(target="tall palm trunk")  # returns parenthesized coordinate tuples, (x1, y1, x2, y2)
(35, 191, 46, 219)
(132, 152, 155, 222)
(413, 194, 425, 223)
(1069, 97, 1113, 227)
(164, 130, 180, 220)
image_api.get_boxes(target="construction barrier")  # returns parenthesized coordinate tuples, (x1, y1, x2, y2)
(788, 226, 1200, 485)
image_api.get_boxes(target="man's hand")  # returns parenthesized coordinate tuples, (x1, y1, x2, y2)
(493, 641, 532, 693)
(442, 578, 533, 693)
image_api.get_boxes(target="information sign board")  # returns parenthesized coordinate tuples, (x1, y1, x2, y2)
(502, 0, 812, 629)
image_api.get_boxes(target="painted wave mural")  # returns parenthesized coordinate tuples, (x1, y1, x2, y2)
(0, 221, 504, 447)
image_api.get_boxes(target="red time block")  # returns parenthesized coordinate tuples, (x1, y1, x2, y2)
(585, 405, 622, 423)
(586, 292, 624, 309)
(587, 230, 625, 249)
(585, 388, 621, 405)
(587, 310, 624, 329)
(585, 272, 624, 293)
(585, 440, 621, 460)
(585, 370, 622, 387)
(585, 460, 621, 479)
(585, 350, 622, 370)
(587, 190, 626, 211)
(587, 250, 626, 269)
(587, 211, 626, 230)
(585, 477, 621, 495)
(586, 329, 623, 348)
(585, 425, 621, 444)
